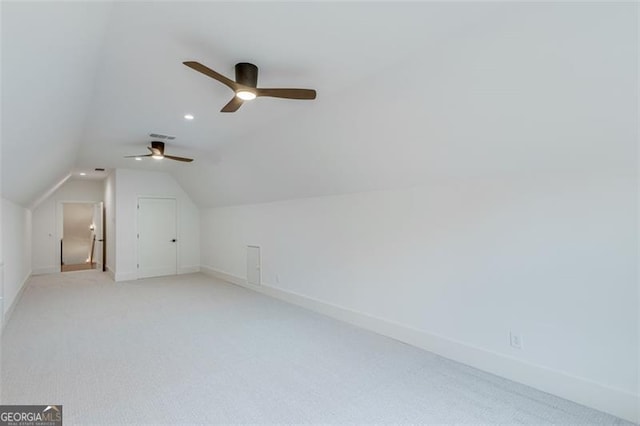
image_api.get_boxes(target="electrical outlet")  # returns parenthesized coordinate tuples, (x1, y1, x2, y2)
(510, 332, 523, 349)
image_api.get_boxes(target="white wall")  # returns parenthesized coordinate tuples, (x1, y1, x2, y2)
(2, 198, 32, 324)
(201, 172, 637, 421)
(31, 179, 103, 274)
(114, 169, 199, 281)
(104, 172, 116, 275)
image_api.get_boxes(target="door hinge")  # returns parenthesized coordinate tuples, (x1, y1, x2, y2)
(137, 233, 139, 239)
(137, 204, 139, 209)
(137, 264, 139, 268)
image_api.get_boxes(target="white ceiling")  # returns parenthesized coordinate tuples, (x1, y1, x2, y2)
(2, 2, 636, 208)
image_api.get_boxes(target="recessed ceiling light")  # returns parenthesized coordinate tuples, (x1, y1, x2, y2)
(135, 157, 142, 161)
(236, 90, 256, 101)
(184, 114, 194, 120)
(80, 172, 86, 176)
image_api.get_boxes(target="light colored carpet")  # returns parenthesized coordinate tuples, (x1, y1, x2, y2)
(1, 271, 633, 425)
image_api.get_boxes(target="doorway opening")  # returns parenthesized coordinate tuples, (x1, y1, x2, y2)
(61, 202, 103, 272)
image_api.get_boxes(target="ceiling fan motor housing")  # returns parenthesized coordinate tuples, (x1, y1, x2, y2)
(151, 141, 165, 153)
(235, 63, 258, 87)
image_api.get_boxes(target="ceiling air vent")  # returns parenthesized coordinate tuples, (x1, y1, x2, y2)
(149, 133, 176, 140)
(95, 168, 105, 172)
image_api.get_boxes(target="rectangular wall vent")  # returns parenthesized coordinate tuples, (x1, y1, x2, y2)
(149, 133, 176, 140)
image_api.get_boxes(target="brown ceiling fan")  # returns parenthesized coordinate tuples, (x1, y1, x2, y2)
(125, 141, 193, 162)
(183, 61, 316, 113)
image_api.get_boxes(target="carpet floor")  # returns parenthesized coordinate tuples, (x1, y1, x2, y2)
(1, 271, 633, 425)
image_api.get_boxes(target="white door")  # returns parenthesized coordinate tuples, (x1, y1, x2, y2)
(247, 245, 261, 285)
(138, 198, 177, 279)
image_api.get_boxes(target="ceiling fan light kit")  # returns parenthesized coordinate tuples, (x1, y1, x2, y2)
(236, 90, 256, 100)
(183, 60, 316, 113)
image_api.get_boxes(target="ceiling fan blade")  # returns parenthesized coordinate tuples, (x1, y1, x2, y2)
(164, 155, 194, 163)
(220, 96, 244, 113)
(183, 61, 239, 91)
(256, 88, 316, 100)
(124, 154, 152, 158)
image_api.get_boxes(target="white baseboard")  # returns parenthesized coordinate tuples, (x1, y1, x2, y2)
(202, 267, 244, 286)
(200, 265, 639, 423)
(32, 266, 59, 275)
(2, 271, 32, 333)
(179, 265, 200, 274)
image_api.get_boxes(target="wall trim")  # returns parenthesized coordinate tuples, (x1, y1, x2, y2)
(179, 266, 200, 274)
(200, 265, 638, 423)
(2, 271, 32, 333)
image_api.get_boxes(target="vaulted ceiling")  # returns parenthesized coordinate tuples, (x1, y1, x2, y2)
(2, 2, 636, 208)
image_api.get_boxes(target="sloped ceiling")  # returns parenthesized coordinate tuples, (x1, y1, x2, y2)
(2, 2, 636, 208)
(1, 1, 113, 206)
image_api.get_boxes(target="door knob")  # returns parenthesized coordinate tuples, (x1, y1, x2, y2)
(171, 239, 177, 243)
